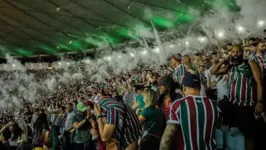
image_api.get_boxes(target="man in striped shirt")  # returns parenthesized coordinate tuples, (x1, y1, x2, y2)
(160, 74, 220, 150)
(250, 41, 266, 77)
(94, 92, 142, 150)
(211, 45, 263, 150)
(250, 41, 266, 150)
(171, 54, 186, 87)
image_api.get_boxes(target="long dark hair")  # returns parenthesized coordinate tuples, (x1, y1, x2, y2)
(158, 76, 181, 104)
(9, 123, 23, 141)
(158, 76, 182, 129)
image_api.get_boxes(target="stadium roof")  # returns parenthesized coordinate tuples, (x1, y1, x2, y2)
(0, 0, 237, 57)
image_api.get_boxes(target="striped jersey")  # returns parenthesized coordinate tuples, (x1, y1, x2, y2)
(198, 73, 207, 85)
(168, 95, 220, 150)
(250, 54, 266, 77)
(227, 62, 256, 106)
(99, 97, 142, 150)
(173, 64, 186, 84)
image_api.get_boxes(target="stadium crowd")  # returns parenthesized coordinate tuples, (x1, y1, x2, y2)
(0, 30, 266, 150)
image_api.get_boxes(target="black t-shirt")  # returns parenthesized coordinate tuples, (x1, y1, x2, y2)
(0, 142, 8, 150)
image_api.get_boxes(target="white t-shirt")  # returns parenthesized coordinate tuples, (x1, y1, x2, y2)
(204, 66, 217, 89)
(215, 75, 228, 101)
(200, 83, 206, 96)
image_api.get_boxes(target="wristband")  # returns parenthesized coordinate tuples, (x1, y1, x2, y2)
(97, 115, 103, 120)
(86, 115, 93, 120)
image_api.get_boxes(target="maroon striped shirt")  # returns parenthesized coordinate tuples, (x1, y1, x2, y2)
(99, 97, 142, 150)
(168, 95, 220, 150)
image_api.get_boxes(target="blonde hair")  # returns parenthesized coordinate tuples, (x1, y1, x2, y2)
(143, 88, 158, 107)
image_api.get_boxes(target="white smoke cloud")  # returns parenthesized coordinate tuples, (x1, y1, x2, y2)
(0, 0, 265, 112)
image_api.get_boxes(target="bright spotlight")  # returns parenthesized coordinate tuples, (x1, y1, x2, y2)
(56, 7, 61, 12)
(153, 47, 160, 53)
(141, 50, 147, 55)
(12, 64, 15, 67)
(216, 30, 225, 39)
(67, 62, 70, 65)
(185, 41, 190, 46)
(69, 41, 72, 44)
(169, 44, 175, 48)
(118, 55, 122, 58)
(198, 37, 207, 43)
(257, 20, 265, 27)
(130, 53, 135, 57)
(106, 56, 112, 61)
(236, 25, 245, 33)
(58, 62, 61, 65)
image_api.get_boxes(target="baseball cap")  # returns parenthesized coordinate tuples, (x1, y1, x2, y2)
(76, 102, 87, 112)
(172, 53, 182, 61)
(183, 74, 201, 89)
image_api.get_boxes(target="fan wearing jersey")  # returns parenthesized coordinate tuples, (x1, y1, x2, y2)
(250, 41, 266, 77)
(211, 45, 263, 150)
(249, 41, 266, 150)
(171, 54, 186, 87)
(94, 91, 142, 150)
(159, 74, 221, 150)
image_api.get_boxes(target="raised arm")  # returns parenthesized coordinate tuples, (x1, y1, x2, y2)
(0, 123, 9, 134)
(72, 119, 87, 130)
(210, 57, 231, 75)
(94, 104, 115, 142)
(217, 41, 223, 58)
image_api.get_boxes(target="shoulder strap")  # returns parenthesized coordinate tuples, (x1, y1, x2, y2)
(146, 107, 160, 133)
